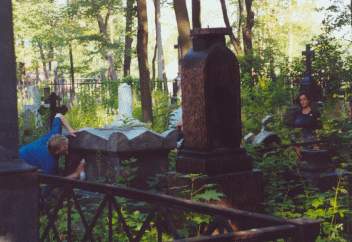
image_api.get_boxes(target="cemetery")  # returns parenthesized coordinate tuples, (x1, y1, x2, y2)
(1, 0, 352, 241)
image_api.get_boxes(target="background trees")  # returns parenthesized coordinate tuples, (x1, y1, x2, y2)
(13, 1, 352, 240)
(12, 0, 352, 123)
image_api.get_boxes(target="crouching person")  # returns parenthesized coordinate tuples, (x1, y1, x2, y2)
(19, 134, 84, 179)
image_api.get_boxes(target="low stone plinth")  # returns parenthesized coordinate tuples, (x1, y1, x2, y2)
(0, 147, 38, 242)
(67, 127, 178, 189)
(298, 148, 351, 191)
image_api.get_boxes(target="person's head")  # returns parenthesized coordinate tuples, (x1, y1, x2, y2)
(56, 105, 68, 115)
(48, 135, 69, 156)
(298, 92, 311, 109)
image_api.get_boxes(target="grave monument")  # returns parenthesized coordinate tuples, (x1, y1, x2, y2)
(23, 85, 43, 128)
(69, 83, 178, 188)
(108, 83, 143, 128)
(0, 1, 38, 241)
(176, 25, 262, 209)
(300, 44, 322, 101)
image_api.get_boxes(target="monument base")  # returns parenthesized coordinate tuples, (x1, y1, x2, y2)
(204, 169, 264, 211)
(300, 170, 352, 191)
(176, 147, 252, 176)
(0, 160, 38, 242)
(165, 169, 263, 212)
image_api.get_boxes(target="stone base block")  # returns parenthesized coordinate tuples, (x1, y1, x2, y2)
(68, 149, 169, 189)
(176, 148, 252, 176)
(0, 170, 38, 241)
(202, 169, 264, 212)
(165, 169, 263, 213)
(300, 170, 352, 191)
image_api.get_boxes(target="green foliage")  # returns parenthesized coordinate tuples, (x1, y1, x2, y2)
(152, 90, 173, 132)
(15, 0, 352, 240)
(66, 86, 114, 128)
(252, 144, 351, 242)
(312, 34, 348, 97)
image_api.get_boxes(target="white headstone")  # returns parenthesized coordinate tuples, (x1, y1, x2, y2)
(108, 83, 143, 128)
(28, 85, 41, 109)
(24, 85, 43, 128)
(118, 83, 133, 118)
(168, 107, 182, 129)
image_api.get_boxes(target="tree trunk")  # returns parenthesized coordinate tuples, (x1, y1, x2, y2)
(96, 12, 118, 81)
(123, 0, 135, 77)
(154, 0, 167, 93)
(243, 0, 254, 54)
(35, 65, 40, 84)
(173, 0, 192, 58)
(287, 0, 294, 62)
(107, 52, 118, 81)
(220, 0, 242, 54)
(152, 41, 157, 87)
(48, 43, 54, 75)
(192, 0, 201, 29)
(69, 42, 75, 97)
(137, 0, 153, 122)
(238, 0, 243, 42)
(38, 41, 49, 80)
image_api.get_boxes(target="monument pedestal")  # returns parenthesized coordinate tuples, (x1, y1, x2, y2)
(298, 148, 351, 191)
(177, 148, 252, 176)
(0, 159, 38, 241)
(177, 148, 263, 210)
(203, 170, 263, 211)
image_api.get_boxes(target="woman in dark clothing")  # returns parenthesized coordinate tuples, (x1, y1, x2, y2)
(294, 92, 321, 142)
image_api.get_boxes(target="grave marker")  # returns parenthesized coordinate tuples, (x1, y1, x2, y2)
(176, 26, 262, 210)
(109, 83, 143, 127)
(0, 1, 38, 240)
(300, 44, 321, 101)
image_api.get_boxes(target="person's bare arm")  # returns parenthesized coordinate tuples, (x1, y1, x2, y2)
(59, 115, 76, 137)
(65, 162, 85, 179)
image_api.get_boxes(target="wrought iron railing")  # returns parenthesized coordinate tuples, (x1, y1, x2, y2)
(39, 174, 320, 242)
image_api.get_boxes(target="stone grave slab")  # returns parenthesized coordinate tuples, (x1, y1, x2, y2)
(68, 127, 179, 188)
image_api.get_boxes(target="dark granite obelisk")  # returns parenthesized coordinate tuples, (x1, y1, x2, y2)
(174, 0, 262, 211)
(0, 1, 38, 241)
(177, 28, 252, 175)
(176, 27, 263, 210)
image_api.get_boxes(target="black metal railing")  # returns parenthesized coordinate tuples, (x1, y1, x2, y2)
(39, 174, 320, 242)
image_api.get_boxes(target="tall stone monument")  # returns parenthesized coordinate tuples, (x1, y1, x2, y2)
(177, 28, 251, 175)
(176, 27, 262, 210)
(300, 44, 321, 101)
(0, 1, 38, 241)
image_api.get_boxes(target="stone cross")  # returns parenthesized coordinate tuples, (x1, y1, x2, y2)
(302, 44, 314, 78)
(300, 44, 321, 101)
